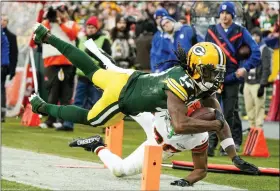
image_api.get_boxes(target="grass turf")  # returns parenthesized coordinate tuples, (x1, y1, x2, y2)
(2, 117, 279, 190)
(1, 179, 49, 191)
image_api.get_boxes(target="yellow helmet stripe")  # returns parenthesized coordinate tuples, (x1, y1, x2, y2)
(212, 43, 224, 66)
(166, 78, 188, 102)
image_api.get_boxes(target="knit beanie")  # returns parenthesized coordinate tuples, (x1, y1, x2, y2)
(86, 16, 99, 29)
(154, 8, 168, 19)
(218, 2, 235, 18)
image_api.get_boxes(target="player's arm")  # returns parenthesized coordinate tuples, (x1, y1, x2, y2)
(171, 146, 208, 187)
(200, 94, 236, 159)
(166, 91, 222, 134)
(201, 94, 260, 175)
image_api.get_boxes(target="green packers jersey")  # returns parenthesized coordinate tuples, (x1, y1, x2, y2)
(119, 66, 210, 115)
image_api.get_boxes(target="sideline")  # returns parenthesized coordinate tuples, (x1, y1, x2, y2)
(2, 147, 245, 190)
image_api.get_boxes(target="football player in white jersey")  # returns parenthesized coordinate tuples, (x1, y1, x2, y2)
(70, 111, 209, 187)
(69, 110, 258, 187)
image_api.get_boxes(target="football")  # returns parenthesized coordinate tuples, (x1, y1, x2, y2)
(190, 107, 216, 121)
(236, 44, 251, 60)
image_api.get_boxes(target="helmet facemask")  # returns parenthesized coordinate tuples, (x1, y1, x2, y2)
(194, 64, 225, 92)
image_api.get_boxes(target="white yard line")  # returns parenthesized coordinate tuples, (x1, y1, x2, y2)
(2, 147, 246, 190)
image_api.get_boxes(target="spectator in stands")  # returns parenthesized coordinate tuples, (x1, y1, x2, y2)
(40, 4, 80, 129)
(155, 15, 203, 72)
(244, 2, 261, 32)
(1, 15, 18, 82)
(167, 2, 179, 21)
(267, 3, 279, 27)
(60, 16, 111, 131)
(1, 28, 10, 123)
(205, 2, 261, 156)
(178, 15, 187, 25)
(110, 14, 136, 69)
(150, 8, 168, 73)
(135, 20, 154, 72)
(184, 4, 192, 25)
(135, 2, 157, 37)
(263, 9, 280, 49)
(243, 28, 272, 128)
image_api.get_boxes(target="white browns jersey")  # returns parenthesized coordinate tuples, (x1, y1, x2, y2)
(153, 111, 209, 153)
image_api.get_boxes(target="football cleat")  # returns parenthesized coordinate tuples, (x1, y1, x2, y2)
(69, 135, 105, 153)
(29, 93, 47, 115)
(170, 179, 192, 187)
(232, 156, 260, 175)
(33, 23, 50, 44)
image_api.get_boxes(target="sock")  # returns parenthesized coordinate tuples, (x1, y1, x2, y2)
(42, 104, 90, 125)
(47, 35, 100, 79)
(98, 149, 124, 176)
(94, 146, 105, 154)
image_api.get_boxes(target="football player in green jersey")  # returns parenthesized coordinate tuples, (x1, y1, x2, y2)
(31, 23, 226, 132)
(29, 23, 260, 175)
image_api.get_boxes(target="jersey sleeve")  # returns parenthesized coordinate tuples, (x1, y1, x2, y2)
(165, 74, 195, 103)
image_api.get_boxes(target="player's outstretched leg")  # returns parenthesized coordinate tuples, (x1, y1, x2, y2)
(69, 135, 148, 177)
(29, 93, 90, 125)
(33, 23, 99, 80)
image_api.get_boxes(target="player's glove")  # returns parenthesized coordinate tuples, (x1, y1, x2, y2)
(170, 179, 192, 187)
(232, 156, 260, 175)
(214, 109, 225, 130)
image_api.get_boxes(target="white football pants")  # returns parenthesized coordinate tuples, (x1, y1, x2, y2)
(97, 112, 172, 177)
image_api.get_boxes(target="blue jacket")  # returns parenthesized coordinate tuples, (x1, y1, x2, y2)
(150, 29, 163, 72)
(205, 23, 261, 84)
(1, 29, 10, 66)
(151, 23, 203, 72)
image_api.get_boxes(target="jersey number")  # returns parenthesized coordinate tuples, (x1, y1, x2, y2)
(179, 75, 194, 89)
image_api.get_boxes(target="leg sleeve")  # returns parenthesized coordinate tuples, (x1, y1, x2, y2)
(44, 104, 90, 125)
(98, 140, 156, 177)
(47, 35, 100, 79)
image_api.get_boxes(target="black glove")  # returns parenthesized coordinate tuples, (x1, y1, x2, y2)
(232, 156, 260, 175)
(170, 179, 192, 187)
(214, 109, 225, 130)
(257, 85, 265, 97)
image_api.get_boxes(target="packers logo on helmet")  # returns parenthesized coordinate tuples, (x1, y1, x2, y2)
(186, 42, 226, 91)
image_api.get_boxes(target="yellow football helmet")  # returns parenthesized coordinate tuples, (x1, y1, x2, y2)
(186, 42, 226, 91)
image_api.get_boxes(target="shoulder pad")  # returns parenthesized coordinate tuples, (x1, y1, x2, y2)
(166, 73, 195, 102)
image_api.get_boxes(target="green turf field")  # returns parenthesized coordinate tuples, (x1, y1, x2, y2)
(2, 117, 279, 190)
(1, 179, 49, 191)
